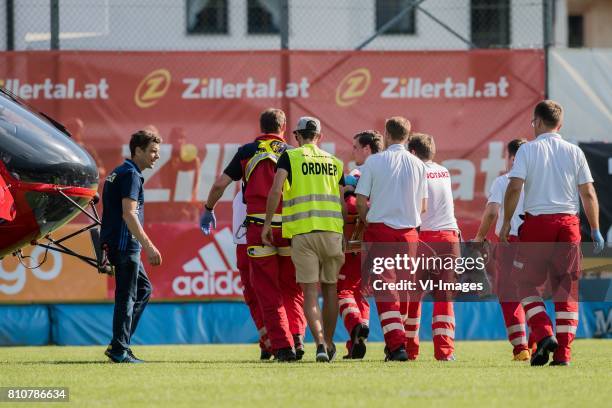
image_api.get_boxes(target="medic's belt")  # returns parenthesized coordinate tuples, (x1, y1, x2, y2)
(247, 245, 291, 257)
(245, 213, 282, 227)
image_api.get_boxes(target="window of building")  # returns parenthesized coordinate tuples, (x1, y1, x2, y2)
(248, 0, 280, 34)
(568, 15, 584, 48)
(376, 0, 417, 35)
(186, 0, 228, 34)
(470, 0, 511, 48)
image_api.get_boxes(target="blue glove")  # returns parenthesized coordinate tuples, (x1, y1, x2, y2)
(591, 229, 605, 255)
(200, 208, 216, 235)
(345, 174, 359, 188)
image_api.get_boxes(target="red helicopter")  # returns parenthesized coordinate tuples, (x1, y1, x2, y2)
(0, 87, 110, 273)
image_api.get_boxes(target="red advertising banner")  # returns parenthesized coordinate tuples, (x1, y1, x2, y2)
(0, 50, 544, 301)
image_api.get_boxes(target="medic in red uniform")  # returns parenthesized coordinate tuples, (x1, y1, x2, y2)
(200, 109, 306, 362)
(501, 100, 604, 366)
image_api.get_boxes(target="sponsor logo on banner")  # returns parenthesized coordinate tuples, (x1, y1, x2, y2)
(128, 140, 504, 204)
(134, 68, 172, 108)
(172, 228, 243, 297)
(0, 78, 109, 100)
(181, 77, 310, 99)
(594, 308, 612, 337)
(380, 76, 510, 99)
(336, 68, 371, 107)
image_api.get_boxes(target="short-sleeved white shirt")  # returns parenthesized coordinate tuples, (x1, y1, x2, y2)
(420, 161, 458, 231)
(488, 173, 524, 237)
(232, 190, 247, 245)
(355, 144, 428, 229)
(508, 133, 593, 215)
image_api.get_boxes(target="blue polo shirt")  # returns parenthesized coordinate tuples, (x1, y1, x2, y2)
(100, 159, 145, 253)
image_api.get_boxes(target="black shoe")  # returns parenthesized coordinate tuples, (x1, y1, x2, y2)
(316, 344, 329, 362)
(549, 360, 570, 366)
(349, 323, 369, 359)
(275, 347, 296, 362)
(105, 349, 143, 364)
(106, 346, 145, 363)
(126, 348, 145, 363)
(260, 349, 273, 360)
(293, 334, 305, 361)
(530, 336, 558, 366)
(385, 345, 408, 362)
(327, 342, 337, 362)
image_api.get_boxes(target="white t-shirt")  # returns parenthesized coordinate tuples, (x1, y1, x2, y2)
(355, 144, 428, 229)
(508, 133, 593, 215)
(488, 173, 524, 237)
(232, 190, 247, 245)
(420, 161, 458, 231)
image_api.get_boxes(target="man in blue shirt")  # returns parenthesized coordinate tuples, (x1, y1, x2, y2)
(101, 129, 162, 363)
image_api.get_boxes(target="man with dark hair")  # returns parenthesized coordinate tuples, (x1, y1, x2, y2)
(260, 109, 286, 134)
(200, 108, 306, 362)
(501, 100, 604, 366)
(352, 130, 384, 166)
(356, 116, 428, 361)
(337, 130, 383, 359)
(474, 138, 532, 361)
(407, 133, 459, 361)
(263, 116, 346, 362)
(101, 129, 162, 363)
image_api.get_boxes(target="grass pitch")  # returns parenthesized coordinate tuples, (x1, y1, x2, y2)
(1, 340, 610, 407)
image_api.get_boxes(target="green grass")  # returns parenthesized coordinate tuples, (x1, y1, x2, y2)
(0, 340, 610, 407)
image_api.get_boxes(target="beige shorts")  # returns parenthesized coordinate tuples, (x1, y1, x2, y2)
(291, 231, 345, 284)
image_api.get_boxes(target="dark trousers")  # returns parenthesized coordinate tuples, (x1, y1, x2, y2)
(109, 250, 152, 354)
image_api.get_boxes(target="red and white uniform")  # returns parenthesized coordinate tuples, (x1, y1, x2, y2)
(337, 168, 370, 353)
(233, 191, 271, 353)
(356, 144, 427, 353)
(488, 173, 530, 355)
(224, 135, 306, 353)
(508, 133, 593, 363)
(407, 161, 458, 360)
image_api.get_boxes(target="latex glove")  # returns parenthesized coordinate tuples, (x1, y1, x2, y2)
(591, 229, 605, 255)
(200, 208, 216, 235)
(345, 174, 359, 188)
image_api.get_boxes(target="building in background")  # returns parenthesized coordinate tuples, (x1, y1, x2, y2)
(1, 0, 544, 51)
(555, 0, 612, 48)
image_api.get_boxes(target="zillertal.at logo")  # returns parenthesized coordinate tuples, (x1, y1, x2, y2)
(336, 68, 371, 107)
(134, 69, 171, 108)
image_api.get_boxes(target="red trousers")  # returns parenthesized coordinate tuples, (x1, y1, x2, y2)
(516, 214, 581, 362)
(405, 230, 458, 360)
(236, 244, 271, 352)
(337, 251, 370, 352)
(364, 223, 418, 353)
(246, 224, 306, 352)
(495, 235, 530, 355)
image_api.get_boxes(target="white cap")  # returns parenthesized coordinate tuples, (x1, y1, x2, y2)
(293, 116, 321, 133)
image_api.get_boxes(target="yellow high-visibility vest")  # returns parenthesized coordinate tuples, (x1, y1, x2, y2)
(281, 143, 344, 238)
(245, 138, 286, 182)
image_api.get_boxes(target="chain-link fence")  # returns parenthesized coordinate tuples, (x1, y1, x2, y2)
(2, 0, 551, 51)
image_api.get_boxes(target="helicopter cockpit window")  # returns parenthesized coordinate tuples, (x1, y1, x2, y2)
(0, 94, 98, 187)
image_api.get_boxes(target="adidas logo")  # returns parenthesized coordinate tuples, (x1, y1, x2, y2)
(172, 227, 243, 296)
